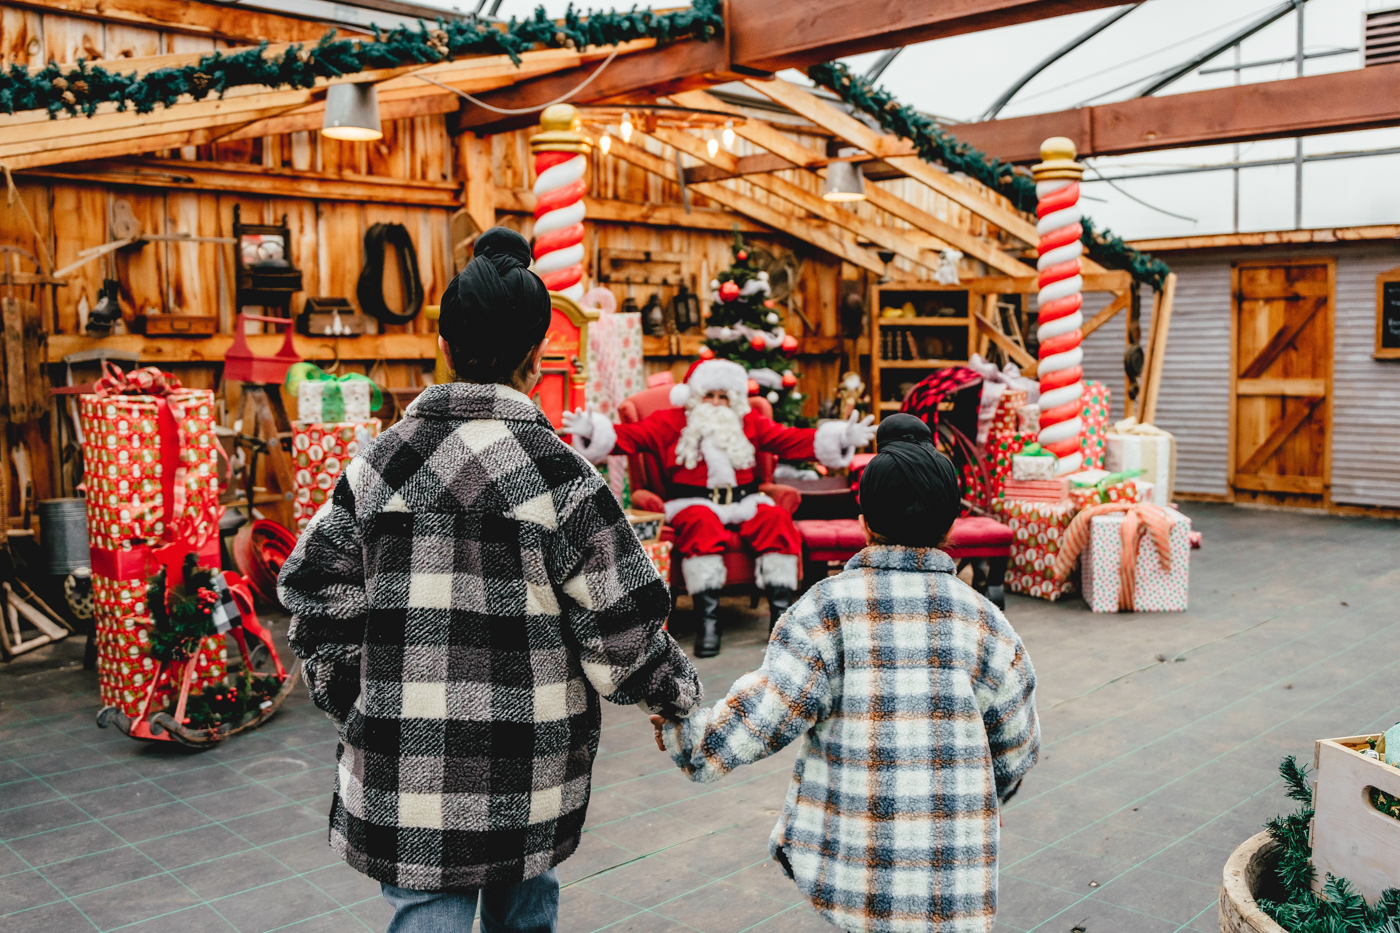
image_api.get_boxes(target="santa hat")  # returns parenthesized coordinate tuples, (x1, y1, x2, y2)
(669, 358, 749, 408)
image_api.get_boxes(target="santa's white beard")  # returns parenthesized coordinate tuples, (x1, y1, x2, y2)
(675, 402, 755, 486)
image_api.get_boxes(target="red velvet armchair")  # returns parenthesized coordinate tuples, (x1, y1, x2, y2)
(616, 385, 800, 595)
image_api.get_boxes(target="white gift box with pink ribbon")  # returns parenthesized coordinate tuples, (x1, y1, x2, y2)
(1081, 507, 1191, 613)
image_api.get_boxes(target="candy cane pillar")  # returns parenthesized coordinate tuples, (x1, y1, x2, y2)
(529, 104, 590, 303)
(1033, 138, 1087, 476)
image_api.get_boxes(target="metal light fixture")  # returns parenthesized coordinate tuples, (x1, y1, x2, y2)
(322, 82, 382, 141)
(823, 160, 866, 202)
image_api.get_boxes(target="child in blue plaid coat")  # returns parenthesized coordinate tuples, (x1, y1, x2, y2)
(654, 414, 1039, 933)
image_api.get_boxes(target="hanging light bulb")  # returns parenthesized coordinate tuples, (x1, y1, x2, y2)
(707, 136, 719, 158)
(322, 82, 383, 141)
(620, 112, 633, 142)
(823, 160, 866, 202)
(722, 120, 735, 150)
(599, 133, 612, 154)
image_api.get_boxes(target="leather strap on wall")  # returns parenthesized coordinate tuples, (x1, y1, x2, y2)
(357, 222, 424, 325)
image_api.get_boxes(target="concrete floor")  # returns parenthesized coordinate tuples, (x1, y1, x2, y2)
(0, 502, 1397, 933)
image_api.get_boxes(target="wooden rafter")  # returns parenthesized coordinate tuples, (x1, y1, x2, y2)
(494, 189, 770, 233)
(974, 313, 1037, 375)
(5, 0, 363, 43)
(1079, 291, 1131, 340)
(641, 125, 944, 275)
(602, 137, 894, 276)
(664, 89, 1035, 278)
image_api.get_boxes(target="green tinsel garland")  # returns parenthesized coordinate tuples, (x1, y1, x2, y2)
(1256, 756, 1400, 933)
(0, 1, 721, 119)
(806, 61, 1172, 291)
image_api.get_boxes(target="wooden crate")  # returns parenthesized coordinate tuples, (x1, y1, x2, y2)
(1311, 734, 1400, 901)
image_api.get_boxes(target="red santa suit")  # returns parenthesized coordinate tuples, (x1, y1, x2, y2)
(564, 359, 868, 597)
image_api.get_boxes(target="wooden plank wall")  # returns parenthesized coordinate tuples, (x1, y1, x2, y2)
(0, 0, 451, 512)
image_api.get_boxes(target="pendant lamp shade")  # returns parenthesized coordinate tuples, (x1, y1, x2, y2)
(322, 83, 383, 141)
(823, 161, 866, 202)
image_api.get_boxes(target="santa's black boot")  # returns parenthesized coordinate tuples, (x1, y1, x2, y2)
(767, 587, 794, 634)
(694, 592, 722, 658)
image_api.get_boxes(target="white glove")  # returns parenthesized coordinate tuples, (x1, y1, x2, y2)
(561, 407, 593, 438)
(842, 412, 876, 449)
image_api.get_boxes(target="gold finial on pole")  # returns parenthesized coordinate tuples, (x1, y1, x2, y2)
(530, 104, 590, 154)
(1032, 136, 1085, 182)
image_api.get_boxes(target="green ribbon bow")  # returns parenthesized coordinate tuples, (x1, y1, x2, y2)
(1019, 443, 1055, 458)
(285, 362, 383, 421)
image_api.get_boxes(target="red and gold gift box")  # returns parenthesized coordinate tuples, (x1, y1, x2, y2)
(291, 421, 382, 533)
(991, 389, 1029, 437)
(641, 539, 673, 582)
(992, 496, 1079, 602)
(79, 389, 224, 716)
(1080, 380, 1111, 471)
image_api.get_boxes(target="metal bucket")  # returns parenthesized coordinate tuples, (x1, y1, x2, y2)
(37, 498, 89, 576)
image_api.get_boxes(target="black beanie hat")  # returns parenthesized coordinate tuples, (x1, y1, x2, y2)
(438, 227, 551, 380)
(859, 413, 963, 547)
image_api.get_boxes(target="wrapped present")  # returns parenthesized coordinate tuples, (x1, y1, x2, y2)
(79, 368, 224, 716)
(1068, 470, 1147, 510)
(297, 378, 374, 424)
(1080, 507, 1191, 612)
(983, 430, 1031, 500)
(1017, 404, 1040, 434)
(1106, 419, 1175, 507)
(992, 497, 1078, 602)
(1080, 379, 1111, 470)
(991, 389, 1028, 436)
(641, 539, 672, 583)
(587, 310, 645, 502)
(1012, 452, 1057, 481)
(1003, 478, 1069, 501)
(960, 460, 992, 510)
(291, 421, 382, 533)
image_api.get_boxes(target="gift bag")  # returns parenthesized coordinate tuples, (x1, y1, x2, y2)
(992, 497, 1079, 601)
(79, 371, 224, 717)
(291, 421, 382, 532)
(1106, 419, 1175, 506)
(1080, 507, 1191, 612)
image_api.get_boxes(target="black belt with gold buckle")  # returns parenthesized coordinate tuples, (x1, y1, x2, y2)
(669, 483, 757, 506)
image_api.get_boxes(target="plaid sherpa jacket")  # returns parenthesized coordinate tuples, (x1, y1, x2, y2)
(661, 546, 1038, 933)
(280, 382, 701, 890)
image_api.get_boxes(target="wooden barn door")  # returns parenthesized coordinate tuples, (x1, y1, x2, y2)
(1229, 259, 1334, 508)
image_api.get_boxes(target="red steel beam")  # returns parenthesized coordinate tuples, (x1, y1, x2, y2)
(952, 63, 1400, 162)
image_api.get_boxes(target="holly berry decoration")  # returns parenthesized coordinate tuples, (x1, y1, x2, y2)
(737, 250, 747, 261)
(781, 371, 798, 387)
(719, 281, 740, 302)
(781, 334, 799, 352)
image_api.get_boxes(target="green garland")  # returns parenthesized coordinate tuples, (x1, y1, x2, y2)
(0, 1, 721, 118)
(146, 554, 219, 663)
(1257, 756, 1400, 932)
(806, 61, 1171, 291)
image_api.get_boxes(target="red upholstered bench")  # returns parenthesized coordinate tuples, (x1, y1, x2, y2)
(796, 515, 1011, 609)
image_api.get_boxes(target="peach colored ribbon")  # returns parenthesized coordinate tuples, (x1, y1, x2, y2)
(1053, 501, 1175, 610)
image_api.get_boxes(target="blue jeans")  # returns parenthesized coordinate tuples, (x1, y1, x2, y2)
(381, 869, 559, 933)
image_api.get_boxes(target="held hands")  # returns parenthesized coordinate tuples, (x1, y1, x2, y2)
(842, 412, 876, 449)
(561, 407, 593, 439)
(649, 714, 667, 751)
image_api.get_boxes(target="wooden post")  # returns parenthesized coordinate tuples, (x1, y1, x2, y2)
(461, 133, 496, 236)
(1138, 272, 1177, 424)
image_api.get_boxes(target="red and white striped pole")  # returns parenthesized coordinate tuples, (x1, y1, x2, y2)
(529, 104, 590, 302)
(1033, 137, 1087, 476)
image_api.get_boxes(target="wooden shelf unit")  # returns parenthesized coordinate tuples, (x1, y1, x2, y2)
(870, 281, 983, 420)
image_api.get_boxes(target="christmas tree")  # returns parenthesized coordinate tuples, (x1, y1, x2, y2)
(705, 232, 806, 424)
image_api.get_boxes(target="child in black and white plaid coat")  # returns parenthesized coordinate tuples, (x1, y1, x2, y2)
(653, 414, 1039, 933)
(280, 228, 701, 933)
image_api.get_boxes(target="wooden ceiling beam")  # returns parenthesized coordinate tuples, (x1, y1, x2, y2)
(646, 124, 944, 275)
(954, 61, 1400, 162)
(19, 157, 462, 206)
(742, 78, 1052, 255)
(602, 137, 894, 277)
(494, 189, 771, 233)
(2, 0, 360, 43)
(728, 0, 1127, 72)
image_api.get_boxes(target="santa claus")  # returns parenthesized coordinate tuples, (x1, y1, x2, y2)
(562, 358, 874, 657)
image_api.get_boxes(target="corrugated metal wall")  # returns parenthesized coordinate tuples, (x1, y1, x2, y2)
(1078, 287, 1153, 424)
(1152, 264, 1234, 496)
(1331, 252, 1400, 507)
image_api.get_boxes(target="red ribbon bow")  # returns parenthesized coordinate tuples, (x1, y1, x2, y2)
(92, 361, 182, 397)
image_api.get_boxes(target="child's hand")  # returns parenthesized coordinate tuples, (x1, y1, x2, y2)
(649, 714, 667, 751)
